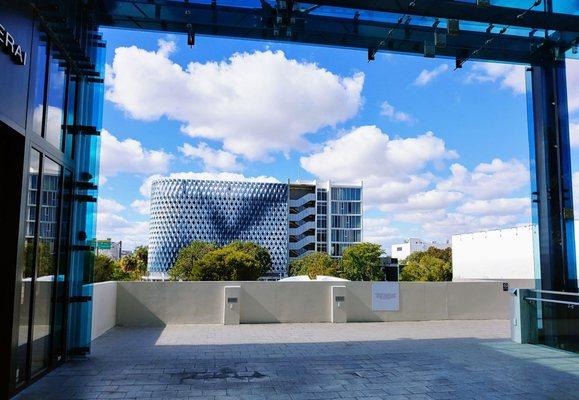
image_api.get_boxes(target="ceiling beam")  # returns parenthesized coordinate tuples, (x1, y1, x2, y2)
(98, 1, 545, 64)
(300, 0, 579, 34)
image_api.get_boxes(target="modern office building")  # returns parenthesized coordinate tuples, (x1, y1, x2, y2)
(148, 179, 363, 278)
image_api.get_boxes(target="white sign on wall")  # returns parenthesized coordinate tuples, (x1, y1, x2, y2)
(372, 282, 400, 311)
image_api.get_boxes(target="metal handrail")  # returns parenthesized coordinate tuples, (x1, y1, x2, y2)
(530, 289, 579, 297)
(524, 297, 579, 307)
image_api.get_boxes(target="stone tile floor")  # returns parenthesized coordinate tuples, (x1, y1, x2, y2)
(16, 320, 579, 400)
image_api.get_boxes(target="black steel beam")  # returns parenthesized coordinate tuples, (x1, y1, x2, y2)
(302, 0, 579, 34)
(98, 0, 545, 63)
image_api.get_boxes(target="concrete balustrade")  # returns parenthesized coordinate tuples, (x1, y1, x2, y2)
(91, 281, 524, 340)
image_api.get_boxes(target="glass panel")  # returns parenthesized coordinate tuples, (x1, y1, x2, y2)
(526, 292, 579, 353)
(15, 150, 41, 385)
(64, 76, 77, 159)
(45, 51, 66, 150)
(32, 38, 48, 137)
(52, 169, 72, 361)
(30, 158, 62, 375)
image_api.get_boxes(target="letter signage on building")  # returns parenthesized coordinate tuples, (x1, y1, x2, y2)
(372, 282, 400, 311)
(0, 23, 27, 65)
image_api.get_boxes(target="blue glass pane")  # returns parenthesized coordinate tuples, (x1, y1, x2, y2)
(45, 52, 66, 150)
(32, 39, 48, 137)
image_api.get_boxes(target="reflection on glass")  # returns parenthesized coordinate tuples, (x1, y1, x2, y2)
(52, 170, 72, 360)
(30, 158, 62, 375)
(45, 53, 66, 150)
(15, 150, 41, 385)
(64, 77, 76, 158)
(32, 39, 48, 137)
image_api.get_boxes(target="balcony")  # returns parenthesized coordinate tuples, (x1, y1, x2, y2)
(15, 281, 579, 399)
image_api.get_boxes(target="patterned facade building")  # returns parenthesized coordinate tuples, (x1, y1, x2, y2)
(148, 179, 362, 278)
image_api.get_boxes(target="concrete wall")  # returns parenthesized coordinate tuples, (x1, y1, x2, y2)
(91, 282, 117, 340)
(110, 281, 515, 327)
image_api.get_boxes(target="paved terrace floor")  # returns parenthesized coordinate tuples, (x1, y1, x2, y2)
(17, 320, 579, 400)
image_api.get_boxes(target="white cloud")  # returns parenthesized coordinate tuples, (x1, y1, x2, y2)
(96, 198, 147, 249)
(467, 63, 526, 95)
(567, 59, 579, 114)
(364, 175, 432, 207)
(466, 60, 579, 113)
(96, 213, 148, 250)
(106, 41, 364, 161)
(414, 64, 449, 86)
(139, 171, 280, 197)
(456, 197, 530, 216)
(437, 159, 529, 200)
(422, 212, 528, 238)
(179, 142, 242, 171)
(130, 199, 150, 215)
(380, 189, 463, 212)
(363, 218, 400, 248)
(98, 197, 126, 213)
(570, 121, 579, 147)
(380, 101, 413, 123)
(100, 129, 173, 179)
(300, 125, 457, 183)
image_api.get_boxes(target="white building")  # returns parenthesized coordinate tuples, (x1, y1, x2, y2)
(452, 225, 536, 281)
(391, 238, 449, 262)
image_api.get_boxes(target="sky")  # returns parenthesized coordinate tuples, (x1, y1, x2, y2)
(96, 27, 579, 252)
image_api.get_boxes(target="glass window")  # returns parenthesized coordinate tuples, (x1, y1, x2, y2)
(31, 157, 62, 375)
(32, 39, 48, 137)
(45, 51, 66, 150)
(64, 76, 76, 158)
(52, 169, 72, 360)
(331, 201, 361, 214)
(15, 150, 41, 385)
(331, 229, 361, 243)
(331, 215, 361, 229)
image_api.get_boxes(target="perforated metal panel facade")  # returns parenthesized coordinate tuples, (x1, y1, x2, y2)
(149, 179, 289, 277)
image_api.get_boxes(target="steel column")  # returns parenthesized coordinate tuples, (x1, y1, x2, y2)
(527, 54, 578, 292)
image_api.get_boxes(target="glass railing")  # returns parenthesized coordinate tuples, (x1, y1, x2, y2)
(524, 290, 579, 353)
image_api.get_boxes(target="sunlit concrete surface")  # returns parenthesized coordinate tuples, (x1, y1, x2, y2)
(16, 320, 579, 400)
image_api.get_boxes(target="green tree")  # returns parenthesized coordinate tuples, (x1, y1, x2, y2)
(228, 241, 271, 277)
(170, 241, 217, 281)
(134, 246, 148, 270)
(404, 246, 451, 265)
(289, 252, 340, 279)
(190, 245, 262, 281)
(400, 247, 452, 282)
(341, 243, 384, 281)
(93, 254, 117, 283)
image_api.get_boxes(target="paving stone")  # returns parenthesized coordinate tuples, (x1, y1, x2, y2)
(14, 321, 579, 400)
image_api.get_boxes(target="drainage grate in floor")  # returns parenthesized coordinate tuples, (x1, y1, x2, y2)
(178, 367, 268, 383)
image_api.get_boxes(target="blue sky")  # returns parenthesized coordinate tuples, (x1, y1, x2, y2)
(96, 27, 579, 251)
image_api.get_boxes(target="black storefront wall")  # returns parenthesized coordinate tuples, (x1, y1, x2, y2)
(0, 3, 33, 134)
(1, 2, 104, 397)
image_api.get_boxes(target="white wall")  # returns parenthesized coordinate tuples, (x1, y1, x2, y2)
(112, 281, 514, 326)
(91, 281, 117, 340)
(452, 225, 536, 281)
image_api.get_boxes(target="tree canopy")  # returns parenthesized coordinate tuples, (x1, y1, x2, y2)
(399, 246, 452, 282)
(169, 241, 217, 281)
(169, 241, 271, 281)
(289, 251, 340, 279)
(341, 243, 384, 281)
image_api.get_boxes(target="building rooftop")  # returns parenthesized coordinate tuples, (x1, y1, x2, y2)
(17, 320, 579, 400)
